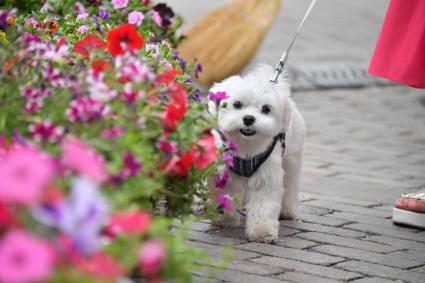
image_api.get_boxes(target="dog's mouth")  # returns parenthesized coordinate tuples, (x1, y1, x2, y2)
(240, 128, 256, 137)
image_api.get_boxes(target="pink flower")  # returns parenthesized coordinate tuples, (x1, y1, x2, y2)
(190, 134, 217, 169)
(24, 18, 39, 28)
(208, 91, 229, 103)
(107, 210, 152, 236)
(156, 139, 178, 155)
(74, 2, 86, 14)
(76, 12, 89, 20)
(221, 151, 234, 168)
(128, 11, 144, 26)
(40, 2, 50, 13)
(150, 10, 162, 27)
(61, 137, 108, 183)
(214, 171, 230, 189)
(77, 25, 89, 33)
(0, 145, 54, 205)
(28, 120, 64, 143)
(112, 0, 128, 9)
(0, 230, 54, 283)
(218, 194, 232, 212)
(139, 240, 166, 277)
(100, 127, 124, 139)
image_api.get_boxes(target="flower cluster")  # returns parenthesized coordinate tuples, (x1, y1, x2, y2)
(0, 1, 221, 282)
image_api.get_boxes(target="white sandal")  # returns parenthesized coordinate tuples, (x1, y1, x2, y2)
(392, 191, 425, 229)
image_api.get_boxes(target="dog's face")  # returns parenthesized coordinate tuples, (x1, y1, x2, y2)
(210, 65, 291, 154)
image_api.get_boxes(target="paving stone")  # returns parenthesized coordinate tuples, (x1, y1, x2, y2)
(387, 250, 425, 263)
(226, 260, 284, 276)
(335, 260, 425, 283)
(195, 268, 289, 283)
(275, 236, 319, 249)
(300, 205, 332, 216)
(280, 220, 367, 238)
(351, 277, 401, 283)
(207, 227, 248, 240)
(187, 230, 246, 245)
(304, 200, 391, 218)
(410, 266, 425, 275)
(364, 235, 425, 253)
(301, 192, 381, 207)
(190, 222, 216, 232)
(236, 242, 345, 266)
(189, 241, 260, 261)
(343, 223, 425, 243)
(275, 271, 341, 283)
(298, 232, 399, 253)
(299, 213, 352, 227)
(250, 256, 361, 281)
(311, 245, 423, 269)
(331, 212, 420, 232)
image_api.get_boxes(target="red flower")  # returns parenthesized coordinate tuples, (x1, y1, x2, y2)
(106, 210, 152, 237)
(107, 24, 144, 56)
(164, 84, 187, 130)
(0, 202, 18, 228)
(157, 69, 183, 85)
(74, 34, 107, 58)
(161, 153, 193, 177)
(76, 252, 124, 278)
(190, 134, 217, 169)
(91, 58, 112, 76)
(55, 37, 66, 51)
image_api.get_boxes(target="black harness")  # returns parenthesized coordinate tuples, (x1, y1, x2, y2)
(226, 132, 286, 178)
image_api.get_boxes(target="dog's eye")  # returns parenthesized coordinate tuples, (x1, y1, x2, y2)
(261, 105, 271, 114)
(233, 101, 243, 109)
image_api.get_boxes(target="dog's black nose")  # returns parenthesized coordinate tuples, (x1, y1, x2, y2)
(243, 115, 256, 126)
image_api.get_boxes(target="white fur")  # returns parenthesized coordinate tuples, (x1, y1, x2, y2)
(209, 65, 305, 244)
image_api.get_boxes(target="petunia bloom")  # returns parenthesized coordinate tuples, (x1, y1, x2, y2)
(208, 91, 229, 103)
(214, 170, 230, 189)
(112, 0, 128, 9)
(77, 252, 123, 278)
(139, 240, 166, 277)
(61, 136, 108, 183)
(128, 11, 144, 26)
(77, 25, 89, 33)
(218, 194, 232, 212)
(74, 34, 107, 58)
(0, 230, 54, 283)
(106, 210, 151, 236)
(107, 24, 144, 56)
(161, 153, 193, 177)
(191, 134, 217, 169)
(0, 145, 54, 205)
(221, 151, 234, 168)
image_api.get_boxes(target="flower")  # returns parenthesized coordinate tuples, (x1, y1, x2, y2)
(0, 230, 54, 283)
(61, 137, 108, 183)
(107, 210, 151, 236)
(0, 202, 18, 228)
(76, 12, 89, 20)
(164, 84, 187, 130)
(161, 153, 193, 177)
(195, 64, 203, 79)
(128, 11, 144, 27)
(77, 252, 123, 278)
(91, 58, 113, 76)
(66, 97, 109, 123)
(156, 139, 178, 155)
(112, 0, 128, 9)
(101, 127, 124, 139)
(0, 145, 54, 205)
(214, 170, 230, 189)
(107, 24, 144, 56)
(218, 194, 232, 212)
(75, 2, 87, 14)
(151, 3, 174, 29)
(221, 151, 234, 168)
(97, 9, 111, 20)
(74, 34, 107, 58)
(28, 120, 64, 143)
(77, 25, 89, 33)
(208, 91, 229, 103)
(24, 17, 40, 28)
(33, 177, 109, 255)
(157, 69, 183, 85)
(40, 3, 50, 13)
(139, 240, 166, 278)
(190, 134, 217, 169)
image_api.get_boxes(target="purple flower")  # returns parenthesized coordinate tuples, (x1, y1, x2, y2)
(227, 140, 239, 153)
(195, 64, 203, 79)
(0, 11, 8, 31)
(156, 139, 178, 155)
(97, 9, 111, 20)
(74, 2, 87, 14)
(221, 151, 234, 168)
(214, 171, 230, 189)
(76, 12, 89, 21)
(218, 194, 232, 212)
(151, 3, 174, 29)
(121, 151, 141, 178)
(77, 25, 89, 33)
(190, 88, 201, 103)
(32, 177, 109, 255)
(112, 0, 128, 10)
(208, 91, 229, 103)
(40, 3, 50, 13)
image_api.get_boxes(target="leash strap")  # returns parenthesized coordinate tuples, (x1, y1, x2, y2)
(270, 0, 318, 84)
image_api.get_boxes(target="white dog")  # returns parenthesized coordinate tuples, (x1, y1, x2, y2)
(209, 65, 305, 244)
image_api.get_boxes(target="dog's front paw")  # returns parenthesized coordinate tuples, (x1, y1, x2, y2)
(246, 220, 278, 244)
(280, 199, 299, 220)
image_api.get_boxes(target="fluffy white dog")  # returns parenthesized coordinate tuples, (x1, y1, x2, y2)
(209, 65, 305, 244)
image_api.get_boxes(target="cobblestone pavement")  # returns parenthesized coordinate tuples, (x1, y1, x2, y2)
(168, 1, 425, 282)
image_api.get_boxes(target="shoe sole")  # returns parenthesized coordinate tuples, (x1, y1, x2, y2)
(393, 207, 425, 229)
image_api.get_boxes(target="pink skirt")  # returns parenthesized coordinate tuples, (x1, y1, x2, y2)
(368, 0, 425, 88)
